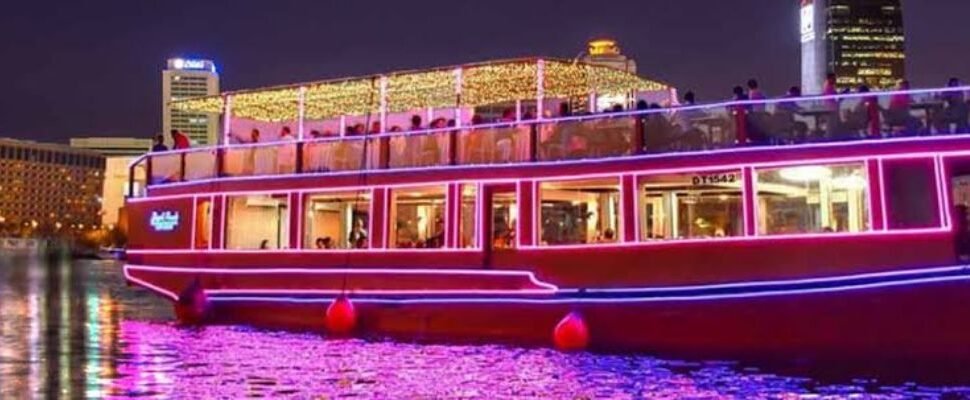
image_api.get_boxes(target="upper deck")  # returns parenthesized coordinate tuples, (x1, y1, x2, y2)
(131, 84, 970, 197)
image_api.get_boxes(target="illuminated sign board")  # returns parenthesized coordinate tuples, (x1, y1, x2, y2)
(171, 58, 215, 72)
(800, 4, 815, 43)
(149, 211, 180, 232)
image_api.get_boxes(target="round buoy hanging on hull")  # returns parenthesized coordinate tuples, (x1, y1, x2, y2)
(326, 296, 357, 335)
(553, 311, 589, 351)
(174, 280, 209, 325)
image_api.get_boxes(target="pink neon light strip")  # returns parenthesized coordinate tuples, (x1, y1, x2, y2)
(126, 227, 950, 255)
(122, 265, 178, 301)
(208, 273, 970, 305)
(123, 264, 560, 292)
(137, 133, 970, 192)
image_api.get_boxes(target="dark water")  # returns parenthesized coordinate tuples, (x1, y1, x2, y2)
(1, 256, 969, 399)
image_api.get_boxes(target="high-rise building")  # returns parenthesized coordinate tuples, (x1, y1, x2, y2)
(162, 58, 220, 146)
(801, 0, 906, 94)
(69, 137, 151, 157)
(70, 137, 151, 227)
(0, 138, 105, 236)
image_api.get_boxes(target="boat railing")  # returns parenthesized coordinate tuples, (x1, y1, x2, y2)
(129, 85, 970, 196)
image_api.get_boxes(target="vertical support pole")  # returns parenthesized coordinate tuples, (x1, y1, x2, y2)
(742, 167, 757, 236)
(145, 155, 154, 187)
(446, 183, 459, 248)
(634, 113, 646, 154)
(867, 159, 885, 231)
(211, 195, 225, 249)
(517, 180, 534, 247)
(223, 94, 233, 144)
(179, 152, 186, 182)
(297, 86, 306, 140)
(515, 100, 522, 122)
(536, 59, 545, 120)
(379, 75, 388, 131)
(588, 92, 597, 113)
(289, 192, 301, 250)
(621, 174, 637, 242)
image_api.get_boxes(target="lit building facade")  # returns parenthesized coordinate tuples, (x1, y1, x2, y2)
(70, 137, 150, 227)
(162, 58, 220, 146)
(801, 0, 906, 93)
(0, 138, 105, 236)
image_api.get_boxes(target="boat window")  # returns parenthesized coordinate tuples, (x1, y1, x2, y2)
(491, 191, 517, 249)
(459, 184, 478, 248)
(882, 158, 942, 229)
(194, 198, 213, 249)
(224, 194, 290, 249)
(539, 178, 621, 246)
(755, 163, 870, 235)
(639, 170, 744, 240)
(389, 186, 446, 248)
(304, 191, 370, 250)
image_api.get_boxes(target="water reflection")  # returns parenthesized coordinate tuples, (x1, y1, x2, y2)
(1, 255, 969, 398)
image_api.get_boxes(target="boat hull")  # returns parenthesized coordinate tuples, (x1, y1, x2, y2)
(128, 265, 970, 367)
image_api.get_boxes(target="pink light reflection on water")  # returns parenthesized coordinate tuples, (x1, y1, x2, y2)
(3, 257, 970, 398)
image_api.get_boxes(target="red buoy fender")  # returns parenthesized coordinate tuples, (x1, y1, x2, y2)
(553, 311, 589, 351)
(326, 296, 357, 335)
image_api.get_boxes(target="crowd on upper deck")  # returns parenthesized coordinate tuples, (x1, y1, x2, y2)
(151, 75, 970, 158)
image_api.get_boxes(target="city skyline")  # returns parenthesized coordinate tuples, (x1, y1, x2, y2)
(1, 0, 968, 142)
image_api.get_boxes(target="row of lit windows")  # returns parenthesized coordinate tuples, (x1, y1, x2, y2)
(210, 160, 943, 250)
(0, 146, 104, 167)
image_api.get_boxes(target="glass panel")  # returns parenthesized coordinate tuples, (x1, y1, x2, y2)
(491, 192, 517, 249)
(224, 194, 290, 249)
(389, 186, 446, 248)
(640, 170, 744, 240)
(883, 158, 941, 229)
(539, 178, 621, 245)
(148, 153, 182, 184)
(537, 117, 634, 161)
(459, 184, 478, 248)
(223, 143, 296, 177)
(304, 191, 370, 249)
(388, 131, 450, 168)
(756, 163, 869, 235)
(184, 148, 217, 181)
(303, 137, 373, 173)
(457, 125, 530, 165)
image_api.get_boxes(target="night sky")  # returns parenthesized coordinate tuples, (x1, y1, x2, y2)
(1, 0, 968, 142)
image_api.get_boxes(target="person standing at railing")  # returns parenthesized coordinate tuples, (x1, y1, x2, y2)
(277, 126, 296, 174)
(886, 80, 922, 136)
(730, 86, 750, 145)
(151, 134, 168, 152)
(170, 129, 191, 150)
(935, 78, 969, 134)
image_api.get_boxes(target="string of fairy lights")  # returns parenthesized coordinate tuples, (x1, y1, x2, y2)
(170, 58, 668, 122)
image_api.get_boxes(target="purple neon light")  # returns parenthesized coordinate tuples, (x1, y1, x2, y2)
(205, 268, 970, 305)
(133, 132, 970, 191)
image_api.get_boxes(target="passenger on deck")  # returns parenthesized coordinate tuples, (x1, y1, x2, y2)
(277, 127, 296, 172)
(747, 79, 767, 112)
(410, 115, 423, 131)
(771, 86, 808, 143)
(936, 78, 969, 134)
(886, 80, 922, 135)
(370, 121, 383, 134)
(171, 129, 191, 150)
(151, 134, 168, 152)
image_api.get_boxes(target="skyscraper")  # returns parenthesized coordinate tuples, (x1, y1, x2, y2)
(162, 58, 220, 146)
(800, 0, 906, 94)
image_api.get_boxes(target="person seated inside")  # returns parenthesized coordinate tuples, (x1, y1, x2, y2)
(348, 218, 368, 249)
(314, 237, 334, 249)
(935, 78, 969, 134)
(425, 219, 445, 248)
(885, 80, 923, 135)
